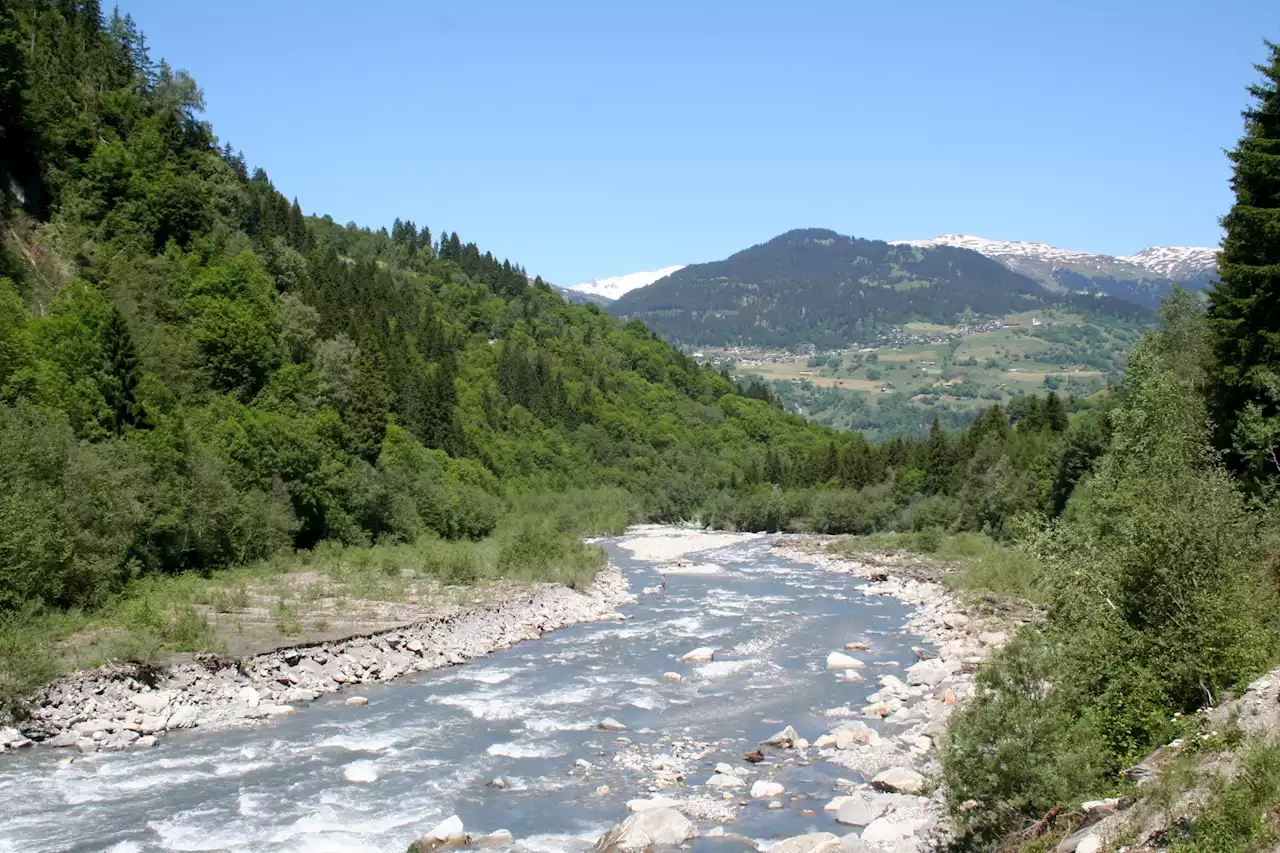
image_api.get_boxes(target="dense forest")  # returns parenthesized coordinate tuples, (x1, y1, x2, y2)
(607, 228, 1151, 349)
(4, 7, 1280, 852)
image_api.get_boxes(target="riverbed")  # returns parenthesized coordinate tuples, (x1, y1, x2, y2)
(0, 528, 937, 853)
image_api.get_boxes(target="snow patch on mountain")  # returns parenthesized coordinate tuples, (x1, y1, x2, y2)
(892, 234, 1217, 283)
(1118, 246, 1218, 280)
(569, 266, 686, 300)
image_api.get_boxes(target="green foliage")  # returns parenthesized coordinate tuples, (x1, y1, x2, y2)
(943, 311, 1280, 845)
(1167, 741, 1280, 852)
(1208, 41, 1280, 490)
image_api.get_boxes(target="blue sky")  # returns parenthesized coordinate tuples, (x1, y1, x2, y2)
(122, 0, 1271, 284)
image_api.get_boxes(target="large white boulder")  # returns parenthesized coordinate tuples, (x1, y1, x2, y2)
(835, 796, 879, 827)
(826, 652, 864, 671)
(409, 815, 468, 853)
(594, 808, 696, 852)
(751, 780, 785, 798)
(706, 774, 745, 788)
(871, 767, 925, 794)
(861, 817, 914, 844)
(680, 647, 715, 663)
(769, 833, 843, 853)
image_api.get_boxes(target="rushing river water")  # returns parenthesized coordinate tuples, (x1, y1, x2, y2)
(0, 530, 925, 853)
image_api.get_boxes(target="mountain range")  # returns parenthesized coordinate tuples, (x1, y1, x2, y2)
(572, 231, 1218, 347)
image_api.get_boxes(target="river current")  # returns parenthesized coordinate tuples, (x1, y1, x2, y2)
(0, 529, 924, 853)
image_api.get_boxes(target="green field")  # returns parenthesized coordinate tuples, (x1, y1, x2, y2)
(709, 309, 1144, 439)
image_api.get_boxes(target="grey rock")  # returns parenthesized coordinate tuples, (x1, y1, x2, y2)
(768, 833, 843, 853)
(836, 796, 879, 827)
(871, 767, 925, 794)
(762, 725, 800, 749)
(593, 808, 696, 852)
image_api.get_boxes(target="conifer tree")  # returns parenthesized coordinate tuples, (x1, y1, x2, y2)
(1207, 42, 1280, 485)
(104, 307, 147, 433)
(344, 347, 393, 462)
(1044, 391, 1069, 432)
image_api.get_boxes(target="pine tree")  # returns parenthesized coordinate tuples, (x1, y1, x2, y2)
(104, 307, 148, 432)
(1044, 391, 1069, 432)
(923, 416, 952, 494)
(344, 347, 393, 462)
(1207, 42, 1280, 485)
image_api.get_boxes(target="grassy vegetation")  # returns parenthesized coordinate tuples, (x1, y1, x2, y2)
(716, 308, 1141, 438)
(1163, 741, 1280, 852)
(0, 487, 634, 721)
(827, 530, 1046, 604)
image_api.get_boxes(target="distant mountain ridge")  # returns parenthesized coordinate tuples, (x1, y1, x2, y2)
(607, 228, 1072, 349)
(892, 234, 1218, 308)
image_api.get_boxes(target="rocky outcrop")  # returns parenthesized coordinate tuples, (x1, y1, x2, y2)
(11, 566, 631, 753)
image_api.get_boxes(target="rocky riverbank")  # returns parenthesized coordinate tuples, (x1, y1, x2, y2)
(1, 566, 632, 755)
(570, 537, 1031, 853)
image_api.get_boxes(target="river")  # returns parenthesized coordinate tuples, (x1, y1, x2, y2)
(0, 528, 927, 853)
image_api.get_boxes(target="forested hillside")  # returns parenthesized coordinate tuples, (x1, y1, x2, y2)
(607, 228, 1148, 349)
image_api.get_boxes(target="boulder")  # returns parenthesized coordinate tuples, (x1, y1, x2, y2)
(860, 817, 913, 844)
(486, 777, 509, 789)
(835, 796, 878, 827)
(751, 780, 784, 798)
(941, 613, 970, 629)
(134, 735, 158, 749)
(680, 647, 715, 663)
(844, 642, 870, 651)
(130, 690, 174, 713)
(834, 722, 879, 749)
(345, 696, 370, 707)
(662, 672, 683, 682)
(768, 833, 843, 853)
(871, 767, 925, 795)
(409, 815, 467, 853)
(706, 774, 745, 788)
(598, 718, 627, 731)
(814, 734, 837, 749)
(826, 652, 863, 671)
(0, 727, 30, 749)
(237, 685, 260, 708)
(761, 725, 800, 749)
(978, 631, 1008, 647)
(472, 830, 514, 847)
(594, 808, 697, 852)
(1075, 836, 1102, 853)
(138, 714, 169, 734)
(838, 835, 864, 853)
(168, 706, 199, 729)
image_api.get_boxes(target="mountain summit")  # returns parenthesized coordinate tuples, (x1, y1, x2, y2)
(892, 234, 1218, 307)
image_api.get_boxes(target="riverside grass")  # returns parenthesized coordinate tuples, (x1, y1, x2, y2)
(0, 487, 634, 721)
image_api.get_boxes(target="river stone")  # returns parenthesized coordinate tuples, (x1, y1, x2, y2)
(861, 817, 914, 844)
(662, 672, 683, 681)
(409, 815, 467, 853)
(626, 796, 680, 812)
(138, 714, 168, 734)
(594, 807, 696, 852)
(237, 686, 260, 708)
(872, 767, 925, 794)
(473, 830, 514, 847)
(979, 631, 1008, 647)
(768, 832, 843, 853)
(680, 647, 715, 663)
(168, 706, 199, 729)
(130, 691, 173, 713)
(706, 773, 745, 788)
(0, 727, 29, 748)
(598, 717, 627, 731)
(836, 796, 878, 826)
(814, 734, 837, 748)
(761, 725, 800, 748)
(75, 737, 97, 753)
(941, 612, 970, 629)
(135, 735, 158, 748)
(47, 731, 78, 748)
(844, 642, 870, 651)
(751, 780, 784, 798)
(345, 696, 369, 707)
(838, 834, 864, 853)
(826, 652, 863, 670)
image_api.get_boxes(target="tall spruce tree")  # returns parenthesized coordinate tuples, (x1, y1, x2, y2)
(104, 307, 147, 433)
(1207, 41, 1280, 486)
